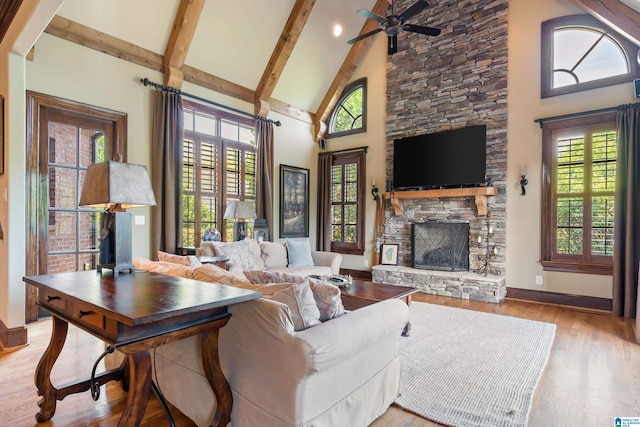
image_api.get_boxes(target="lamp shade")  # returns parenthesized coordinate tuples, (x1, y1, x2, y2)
(79, 160, 157, 209)
(223, 201, 257, 220)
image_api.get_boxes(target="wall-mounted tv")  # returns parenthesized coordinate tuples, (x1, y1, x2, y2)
(393, 125, 487, 190)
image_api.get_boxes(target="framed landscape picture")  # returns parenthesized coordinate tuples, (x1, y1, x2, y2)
(280, 164, 309, 237)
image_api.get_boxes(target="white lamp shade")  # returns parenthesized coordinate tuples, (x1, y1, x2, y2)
(223, 201, 257, 220)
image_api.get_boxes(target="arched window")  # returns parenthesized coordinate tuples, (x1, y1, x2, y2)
(541, 15, 640, 98)
(327, 78, 367, 138)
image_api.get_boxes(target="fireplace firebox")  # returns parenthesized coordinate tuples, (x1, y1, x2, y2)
(411, 222, 469, 272)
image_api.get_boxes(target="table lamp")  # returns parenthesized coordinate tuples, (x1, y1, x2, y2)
(79, 160, 157, 275)
(223, 201, 257, 241)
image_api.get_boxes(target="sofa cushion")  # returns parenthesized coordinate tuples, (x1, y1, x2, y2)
(255, 280, 321, 331)
(133, 258, 195, 279)
(248, 239, 266, 270)
(285, 238, 314, 268)
(193, 264, 253, 288)
(243, 270, 345, 321)
(157, 251, 202, 267)
(211, 238, 255, 270)
(260, 241, 288, 269)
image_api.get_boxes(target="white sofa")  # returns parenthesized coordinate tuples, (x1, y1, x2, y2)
(196, 238, 342, 277)
(108, 257, 410, 427)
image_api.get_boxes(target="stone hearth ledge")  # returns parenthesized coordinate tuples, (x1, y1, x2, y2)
(372, 265, 506, 303)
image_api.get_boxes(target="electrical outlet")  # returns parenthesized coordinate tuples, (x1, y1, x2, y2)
(364, 259, 370, 268)
(134, 215, 145, 225)
(535, 275, 543, 286)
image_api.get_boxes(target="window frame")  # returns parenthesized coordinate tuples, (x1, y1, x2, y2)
(326, 78, 367, 139)
(329, 150, 366, 255)
(181, 100, 256, 247)
(540, 111, 616, 275)
(541, 15, 640, 98)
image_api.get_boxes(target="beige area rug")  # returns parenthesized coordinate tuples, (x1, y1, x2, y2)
(396, 302, 556, 427)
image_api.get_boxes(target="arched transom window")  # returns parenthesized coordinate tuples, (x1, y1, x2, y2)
(541, 15, 640, 98)
(327, 78, 367, 138)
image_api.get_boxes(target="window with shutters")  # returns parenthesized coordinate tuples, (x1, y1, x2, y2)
(330, 151, 365, 254)
(182, 101, 255, 247)
(540, 111, 616, 274)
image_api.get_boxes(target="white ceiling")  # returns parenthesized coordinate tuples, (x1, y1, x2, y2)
(56, 0, 378, 113)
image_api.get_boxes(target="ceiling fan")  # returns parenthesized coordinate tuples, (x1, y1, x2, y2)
(347, 0, 441, 55)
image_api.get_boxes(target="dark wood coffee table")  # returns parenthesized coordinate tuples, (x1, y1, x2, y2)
(24, 270, 260, 427)
(339, 279, 418, 335)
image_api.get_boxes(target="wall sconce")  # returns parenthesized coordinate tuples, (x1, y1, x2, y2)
(519, 165, 528, 196)
(371, 177, 379, 201)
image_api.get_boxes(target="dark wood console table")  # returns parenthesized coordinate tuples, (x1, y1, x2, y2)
(23, 270, 260, 427)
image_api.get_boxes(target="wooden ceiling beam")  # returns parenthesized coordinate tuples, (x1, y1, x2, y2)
(44, 16, 313, 124)
(254, 0, 316, 116)
(164, 0, 205, 88)
(571, 0, 640, 45)
(314, 0, 389, 141)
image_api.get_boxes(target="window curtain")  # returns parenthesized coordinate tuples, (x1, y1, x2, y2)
(612, 104, 640, 342)
(317, 152, 333, 251)
(151, 90, 184, 255)
(255, 120, 274, 240)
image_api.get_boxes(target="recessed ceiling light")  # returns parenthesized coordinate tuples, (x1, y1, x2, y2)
(333, 24, 343, 37)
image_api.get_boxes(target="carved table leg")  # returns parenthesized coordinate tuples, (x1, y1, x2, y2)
(34, 315, 68, 423)
(118, 351, 152, 427)
(202, 326, 232, 427)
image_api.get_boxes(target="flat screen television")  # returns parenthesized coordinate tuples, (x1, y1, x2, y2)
(393, 125, 487, 190)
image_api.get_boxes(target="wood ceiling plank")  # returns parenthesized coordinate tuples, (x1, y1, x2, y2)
(164, 0, 206, 88)
(45, 16, 164, 72)
(314, 0, 389, 141)
(44, 16, 314, 124)
(0, 0, 23, 44)
(571, 0, 640, 45)
(254, 0, 316, 115)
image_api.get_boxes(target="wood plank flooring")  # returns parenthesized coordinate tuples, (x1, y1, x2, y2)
(1, 293, 638, 426)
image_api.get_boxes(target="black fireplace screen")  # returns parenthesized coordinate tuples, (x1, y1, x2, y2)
(411, 222, 469, 271)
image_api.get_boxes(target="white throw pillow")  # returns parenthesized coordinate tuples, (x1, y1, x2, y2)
(211, 239, 255, 271)
(260, 241, 288, 269)
(285, 238, 315, 268)
(256, 280, 321, 331)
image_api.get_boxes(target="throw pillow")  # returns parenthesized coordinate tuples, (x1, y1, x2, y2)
(133, 258, 195, 279)
(248, 239, 266, 270)
(157, 251, 202, 267)
(285, 238, 315, 268)
(211, 239, 255, 271)
(193, 264, 253, 289)
(243, 270, 345, 321)
(255, 280, 321, 331)
(260, 241, 288, 269)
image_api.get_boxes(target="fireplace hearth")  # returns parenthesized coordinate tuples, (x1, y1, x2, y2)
(411, 222, 469, 272)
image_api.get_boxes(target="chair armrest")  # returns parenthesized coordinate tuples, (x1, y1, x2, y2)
(311, 251, 342, 275)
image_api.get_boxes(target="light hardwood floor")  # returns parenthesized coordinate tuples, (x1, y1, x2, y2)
(1, 293, 638, 426)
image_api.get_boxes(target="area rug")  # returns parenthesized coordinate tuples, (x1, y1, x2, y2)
(396, 302, 556, 427)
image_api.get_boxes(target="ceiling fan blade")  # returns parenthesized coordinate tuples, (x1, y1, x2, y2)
(387, 34, 398, 55)
(398, 0, 430, 21)
(357, 9, 386, 23)
(347, 28, 383, 44)
(404, 24, 441, 36)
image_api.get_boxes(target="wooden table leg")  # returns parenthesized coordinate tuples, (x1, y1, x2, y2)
(202, 326, 232, 427)
(34, 315, 68, 423)
(118, 351, 152, 427)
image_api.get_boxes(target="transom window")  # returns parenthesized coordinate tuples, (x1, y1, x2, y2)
(541, 15, 640, 98)
(327, 78, 367, 138)
(540, 111, 616, 274)
(182, 101, 255, 247)
(330, 151, 365, 254)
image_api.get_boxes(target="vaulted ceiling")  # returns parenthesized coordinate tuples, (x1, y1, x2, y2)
(4, 0, 640, 139)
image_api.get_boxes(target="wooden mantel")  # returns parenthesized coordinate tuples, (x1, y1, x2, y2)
(386, 187, 498, 216)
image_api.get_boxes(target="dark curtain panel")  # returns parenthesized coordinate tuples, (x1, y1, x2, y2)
(151, 90, 183, 255)
(612, 104, 640, 341)
(317, 152, 333, 251)
(255, 120, 274, 240)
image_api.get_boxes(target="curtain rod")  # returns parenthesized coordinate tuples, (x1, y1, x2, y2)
(140, 78, 281, 126)
(534, 102, 640, 128)
(323, 146, 369, 154)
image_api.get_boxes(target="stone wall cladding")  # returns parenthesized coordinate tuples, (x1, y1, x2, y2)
(384, 0, 508, 277)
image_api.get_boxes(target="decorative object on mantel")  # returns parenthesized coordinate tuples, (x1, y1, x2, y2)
(519, 165, 528, 195)
(475, 205, 501, 276)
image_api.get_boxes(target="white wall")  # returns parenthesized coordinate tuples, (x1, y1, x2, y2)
(506, 0, 636, 297)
